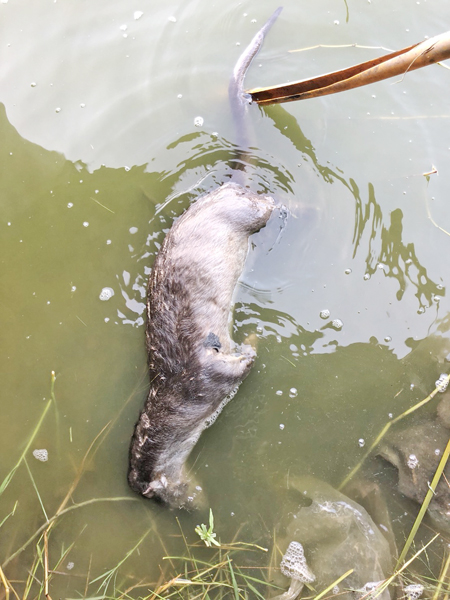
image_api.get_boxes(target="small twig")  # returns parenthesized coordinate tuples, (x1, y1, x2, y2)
(83, 554, 92, 600)
(0, 566, 10, 600)
(423, 165, 438, 176)
(425, 195, 450, 238)
(90, 197, 115, 214)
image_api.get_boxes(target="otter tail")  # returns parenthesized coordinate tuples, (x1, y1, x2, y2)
(228, 7, 282, 179)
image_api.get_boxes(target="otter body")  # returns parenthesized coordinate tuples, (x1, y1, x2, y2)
(128, 184, 274, 505)
(128, 9, 281, 507)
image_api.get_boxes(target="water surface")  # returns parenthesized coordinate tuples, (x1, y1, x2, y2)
(1, 0, 450, 597)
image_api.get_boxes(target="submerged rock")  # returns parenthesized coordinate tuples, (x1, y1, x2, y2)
(377, 393, 450, 532)
(276, 477, 392, 600)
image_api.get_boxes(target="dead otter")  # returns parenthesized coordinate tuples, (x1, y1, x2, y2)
(128, 9, 282, 507)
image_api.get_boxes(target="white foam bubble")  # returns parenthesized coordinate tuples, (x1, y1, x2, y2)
(404, 584, 424, 600)
(99, 287, 114, 301)
(33, 449, 48, 462)
(407, 454, 419, 469)
(331, 319, 343, 330)
(436, 373, 449, 393)
(280, 541, 315, 583)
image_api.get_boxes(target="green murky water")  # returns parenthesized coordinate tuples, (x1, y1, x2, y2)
(1, 0, 450, 598)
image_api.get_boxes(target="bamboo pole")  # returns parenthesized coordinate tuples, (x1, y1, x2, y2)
(248, 31, 450, 105)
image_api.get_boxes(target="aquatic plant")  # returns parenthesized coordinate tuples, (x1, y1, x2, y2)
(195, 509, 221, 548)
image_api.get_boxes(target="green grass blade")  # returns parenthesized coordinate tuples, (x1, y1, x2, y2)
(2, 496, 137, 569)
(0, 501, 18, 530)
(90, 527, 152, 591)
(227, 558, 240, 600)
(0, 398, 52, 497)
(24, 458, 48, 522)
(312, 569, 353, 600)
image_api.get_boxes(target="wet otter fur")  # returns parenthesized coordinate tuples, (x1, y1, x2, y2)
(128, 9, 282, 508)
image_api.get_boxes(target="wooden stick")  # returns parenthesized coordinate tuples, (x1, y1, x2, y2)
(248, 31, 450, 105)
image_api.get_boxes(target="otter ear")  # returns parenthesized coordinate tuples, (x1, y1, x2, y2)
(203, 332, 222, 352)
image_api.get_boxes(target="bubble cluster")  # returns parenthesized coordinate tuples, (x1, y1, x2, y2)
(435, 373, 449, 393)
(280, 541, 315, 583)
(319, 309, 330, 319)
(358, 582, 383, 598)
(99, 287, 114, 301)
(33, 449, 48, 462)
(407, 454, 419, 469)
(204, 386, 238, 428)
(194, 116, 204, 127)
(404, 584, 424, 600)
(331, 319, 343, 330)
(358, 438, 365, 448)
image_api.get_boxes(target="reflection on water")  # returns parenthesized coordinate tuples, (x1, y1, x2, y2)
(352, 182, 444, 309)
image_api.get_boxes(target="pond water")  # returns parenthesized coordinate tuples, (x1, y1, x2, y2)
(1, 0, 450, 598)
